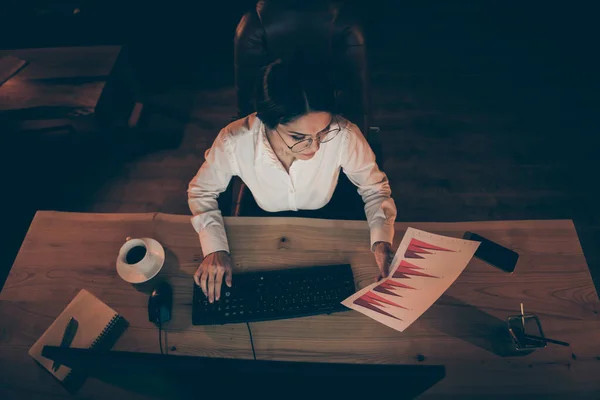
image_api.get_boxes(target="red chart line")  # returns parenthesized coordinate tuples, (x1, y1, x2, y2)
(354, 238, 454, 319)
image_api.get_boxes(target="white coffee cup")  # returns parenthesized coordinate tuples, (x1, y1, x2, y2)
(116, 237, 165, 284)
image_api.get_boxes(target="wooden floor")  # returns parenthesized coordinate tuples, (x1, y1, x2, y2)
(2, 2, 599, 291)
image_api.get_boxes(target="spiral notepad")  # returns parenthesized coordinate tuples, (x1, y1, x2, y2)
(29, 289, 128, 384)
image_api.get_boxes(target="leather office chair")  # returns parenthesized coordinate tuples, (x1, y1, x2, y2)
(227, 0, 375, 217)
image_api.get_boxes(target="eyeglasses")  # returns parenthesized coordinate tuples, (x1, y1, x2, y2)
(275, 116, 341, 153)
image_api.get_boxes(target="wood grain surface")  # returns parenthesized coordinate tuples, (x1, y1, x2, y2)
(1, 211, 599, 399)
(0, 46, 121, 112)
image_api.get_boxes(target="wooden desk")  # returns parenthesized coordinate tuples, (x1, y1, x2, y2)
(1, 211, 599, 399)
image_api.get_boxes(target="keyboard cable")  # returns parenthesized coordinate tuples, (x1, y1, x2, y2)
(158, 320, 169, 355)
(246, 322, 257, 360)
(158, 321, 164, 355)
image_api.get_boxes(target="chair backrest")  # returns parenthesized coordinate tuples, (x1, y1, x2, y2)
(234, 0, 370, 133)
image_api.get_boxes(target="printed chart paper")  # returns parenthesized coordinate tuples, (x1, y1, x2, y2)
(342, 228, 480, 332)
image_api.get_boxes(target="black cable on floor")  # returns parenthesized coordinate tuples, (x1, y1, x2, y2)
(246, 322, 256, 360)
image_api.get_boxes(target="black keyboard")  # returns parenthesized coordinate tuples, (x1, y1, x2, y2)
(192, 264, 355, 325)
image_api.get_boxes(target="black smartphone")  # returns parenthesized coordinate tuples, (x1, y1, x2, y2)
(463, 231, 519, 273)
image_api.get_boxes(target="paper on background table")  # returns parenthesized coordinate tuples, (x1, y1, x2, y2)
(342, 227, 480, 332)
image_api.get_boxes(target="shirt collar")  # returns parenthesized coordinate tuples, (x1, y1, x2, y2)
(255, 118, 281, 166)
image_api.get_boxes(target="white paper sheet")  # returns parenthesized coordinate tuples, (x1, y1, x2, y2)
(342, 227, 480, 332)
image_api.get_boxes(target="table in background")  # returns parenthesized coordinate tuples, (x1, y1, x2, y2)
(1, 211, 599, 399)
(0, 46, 137, 133)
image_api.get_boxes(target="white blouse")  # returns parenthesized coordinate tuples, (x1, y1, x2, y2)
(187, 113, 397, 256)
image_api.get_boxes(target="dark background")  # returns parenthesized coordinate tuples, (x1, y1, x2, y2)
(2, 2, 598, 79)
(1, 1, 599, 289)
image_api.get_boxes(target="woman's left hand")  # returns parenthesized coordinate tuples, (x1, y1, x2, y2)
(373, 241, 394, 281)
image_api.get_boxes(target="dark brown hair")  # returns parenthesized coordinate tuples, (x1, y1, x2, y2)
(256, 59, 337, 129)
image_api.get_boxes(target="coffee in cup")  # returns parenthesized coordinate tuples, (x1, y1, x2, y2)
(116, 237, 165, 284)
(126, 245, 147, 265)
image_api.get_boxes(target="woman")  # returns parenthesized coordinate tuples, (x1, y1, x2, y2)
(188, 59, 397, 303)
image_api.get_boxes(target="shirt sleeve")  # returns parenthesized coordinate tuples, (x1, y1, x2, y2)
(340, 123, 397, 251)
(187, 128, 237, 256)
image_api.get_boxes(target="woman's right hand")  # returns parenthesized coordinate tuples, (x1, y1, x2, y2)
(194, 251, 233, 303)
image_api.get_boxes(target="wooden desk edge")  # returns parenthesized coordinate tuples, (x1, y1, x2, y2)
(28, 210, 577, 231)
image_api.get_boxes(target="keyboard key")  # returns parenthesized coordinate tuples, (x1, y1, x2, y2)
(192, 264, 355, 325)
